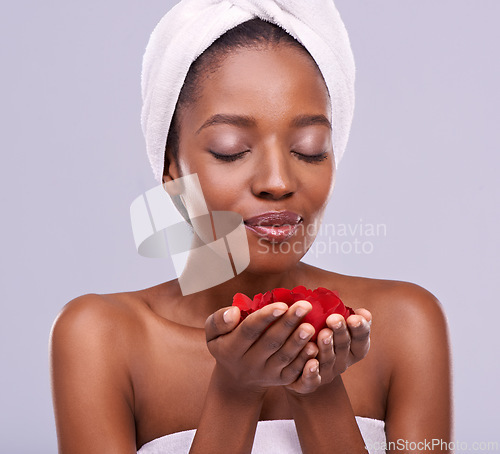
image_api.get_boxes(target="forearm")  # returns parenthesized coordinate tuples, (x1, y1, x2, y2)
(189, 365, 265, 454)
(286, 375, 368, 454)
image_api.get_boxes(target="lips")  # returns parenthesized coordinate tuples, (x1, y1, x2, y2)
(244, 211, 303, 243)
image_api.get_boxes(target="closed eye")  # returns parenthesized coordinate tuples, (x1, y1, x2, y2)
(292, 151, 329, 163)
(209, 149, 328, 163)
(209, 150, 248, 162)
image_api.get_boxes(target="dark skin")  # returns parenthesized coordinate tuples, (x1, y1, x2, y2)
(50, 45, 453, 453)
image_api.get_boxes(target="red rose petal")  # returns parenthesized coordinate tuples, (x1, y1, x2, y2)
(233, 293, 253, 312)
(232, 286, 355, 342)
(272, 288, 296, 306)
(261, 291, 273, 308)
(253, 293, 264, 310)
(302, 300, 326, 340)
(291, 285, 310, 300)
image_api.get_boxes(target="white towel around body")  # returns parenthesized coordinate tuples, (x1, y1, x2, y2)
(137, 417, 386, 454)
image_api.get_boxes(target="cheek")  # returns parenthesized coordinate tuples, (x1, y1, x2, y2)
(182, 161, 247, 210)
(304, 163, 336, 212)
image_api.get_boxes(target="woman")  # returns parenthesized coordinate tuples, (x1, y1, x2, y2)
(50, 1, 452, 453)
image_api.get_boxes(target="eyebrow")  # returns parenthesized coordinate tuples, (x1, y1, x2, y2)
(290, 114, 332, 130)
(195, 114, 256, 135)
(195, 113, 332, 135)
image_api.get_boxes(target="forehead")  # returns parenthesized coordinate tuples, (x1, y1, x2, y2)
(183, 45, 331, 129)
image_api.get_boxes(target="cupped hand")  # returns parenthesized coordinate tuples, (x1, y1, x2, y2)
(205, 301, 320, 394)
(285, 308, 372, 395)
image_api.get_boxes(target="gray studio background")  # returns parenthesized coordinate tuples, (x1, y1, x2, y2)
(1, 1, 499, 452)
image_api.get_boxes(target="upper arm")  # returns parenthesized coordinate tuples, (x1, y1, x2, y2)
(384, 284, 453, 453)
(49, 294, 137, 454)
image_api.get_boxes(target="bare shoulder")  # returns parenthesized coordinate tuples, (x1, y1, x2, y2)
(305, 264, 450, 353)
(49, 292, 152, 453)
(49, 281, 188, 385)
(348, 276, 449, 342)
(52, 292, 128, 328)
(49, 292, 148, 400)
(50, 292, 146, 351)
(309, 266, 448, 334)
(356, 276, 446, 321)
(49, 284, 182, 368)
(328, 271, 452, 372)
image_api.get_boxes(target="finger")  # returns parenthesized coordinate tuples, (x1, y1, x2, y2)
(205, 306, 241, 343)
(286, 358, 321, 395)
(267, 300, 313, 339)
(250, 301, 312, 358)
(280, 340, 318, 385)
(353, 308, 372, 325)
(316, 327, 335, 376)
(326, 315, 351, 372)
(231, 302, 289, 356)
(346, 314, 371, 361)
(265, 323, 315, 380)
(325, 313, 345, 331)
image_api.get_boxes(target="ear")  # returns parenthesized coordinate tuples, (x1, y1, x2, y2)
(161, 147, 190, 222)
(162, 148, 181, 185)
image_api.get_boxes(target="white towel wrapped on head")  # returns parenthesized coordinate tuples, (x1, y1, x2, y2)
(141, 0, 356, 183)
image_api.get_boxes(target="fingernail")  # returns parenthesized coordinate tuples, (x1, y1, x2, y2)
(299, 329, 310, 340)
(310, 364, 318, 373)
(295, 306, 306, 317)
(306, 346, 316, 356)
(333, 321, 343, 330)
(223, 309, 232, 323)
(273, 308, 286, 317)
(323, 336, 332, 345)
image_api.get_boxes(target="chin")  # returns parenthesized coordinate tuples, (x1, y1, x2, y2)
(244, 239, 307, 275)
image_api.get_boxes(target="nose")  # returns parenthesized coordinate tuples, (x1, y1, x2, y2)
(251, 146, 297, 201)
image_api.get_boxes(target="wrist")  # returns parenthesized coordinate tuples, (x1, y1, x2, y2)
(211, 363, 268, 403)
(285, 374, 344, 402)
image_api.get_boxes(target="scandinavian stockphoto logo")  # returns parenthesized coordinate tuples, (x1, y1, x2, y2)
(306, 219, 388, 257)
(129, 173, 250, 296)
(255, 219, 388, 257)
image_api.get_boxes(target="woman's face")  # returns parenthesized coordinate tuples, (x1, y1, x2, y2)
(166, 44, 335, 274)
